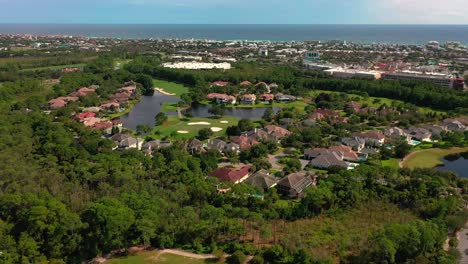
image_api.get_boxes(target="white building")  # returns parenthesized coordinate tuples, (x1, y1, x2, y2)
(324, 68, 382, 80)
(162, 62, 231, 70)
(258, 48, 268, 57)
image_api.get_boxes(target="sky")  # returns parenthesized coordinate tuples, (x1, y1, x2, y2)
(0, 0, 467, 24)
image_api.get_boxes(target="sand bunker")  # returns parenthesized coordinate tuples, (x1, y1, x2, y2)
(154, 88, 176, 96)
(188, 122, 211, 126)
(211, 127, 223, 132)
(220, 121, 229, 124)
(177, 130, 189, 134)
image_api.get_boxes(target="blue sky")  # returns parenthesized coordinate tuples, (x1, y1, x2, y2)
(0, 0, 467, 24)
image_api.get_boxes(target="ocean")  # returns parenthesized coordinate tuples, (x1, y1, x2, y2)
(1, 24, 468, 44)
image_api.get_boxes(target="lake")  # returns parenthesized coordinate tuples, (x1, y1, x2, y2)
(436, 152, 468, 177)
(120, 92, 280, 130)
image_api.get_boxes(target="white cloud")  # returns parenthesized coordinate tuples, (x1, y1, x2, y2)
(375, 0, 468, 24)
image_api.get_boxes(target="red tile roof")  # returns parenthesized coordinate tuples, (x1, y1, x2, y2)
(209, 166, 252, 183)
(212, 81, 230, 87)
(76, 112, 96, 121)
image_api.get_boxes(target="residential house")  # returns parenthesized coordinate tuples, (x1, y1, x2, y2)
(187, 138, 205, 154)
(443, 120, 467, 132)
(119, 86, 138, 99)
(309, 108, 340, 121)
(207, 93, 236, 104)
(406, 127, 432, 142)
(421, 124, 447, 136)
(100, 102, 120, 112)
(310, 151, 349, 169)
(76, 112, 96, 122)
(304, 148, 327, 160)
(328, 145, 359, 161)
(263, 125, 292, 141)
(83, 117, 106, 127)
(82, 107, 101, 113)
(275, 93, 297, 102)
(206, 139, 227, 153)
(92, 121, 113, 135)
(260, 94, 274, 102)
(111, 133, 132, 143)
(70, 87, 96, 97)
(341, 137, 366, 152)
(48, 98, 67, 109)
(224, 143, 240, 154)
(244, 170, 278, 190)
(212, 81, 230, 87)
(241, 94, 257, 105)
(384, 127, 411, 143)
(209, 165, 252, 184)
(230, 135, 259, 150)
(206, 139, 239, 154)
(345, 101, 362, 112)
(306, 145, 359, 169)
(119, 137, 144, 150)
(240, 81, 252, 86)
(353, 131, 386, 147)
(277, 172, 315, 198)
(111, 92, 132, 103)
(141, 140, 172, 155)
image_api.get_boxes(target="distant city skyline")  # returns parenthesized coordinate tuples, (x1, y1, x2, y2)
(0, 0, 467, 24)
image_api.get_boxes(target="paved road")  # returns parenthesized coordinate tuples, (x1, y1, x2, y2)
(458, 226, 468, 264)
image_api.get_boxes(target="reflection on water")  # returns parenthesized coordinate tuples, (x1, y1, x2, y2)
(436, 152, 468, 177)
(120, 92, 280, 130)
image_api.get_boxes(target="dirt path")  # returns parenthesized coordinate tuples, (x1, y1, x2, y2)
(458, 224, 468, 264)
(157, 249, 218, 259)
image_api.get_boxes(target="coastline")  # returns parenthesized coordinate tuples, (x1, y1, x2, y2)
(2, 24, 468, 45)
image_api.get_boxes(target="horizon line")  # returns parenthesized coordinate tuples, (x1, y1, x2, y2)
(1, 23, 468, 26)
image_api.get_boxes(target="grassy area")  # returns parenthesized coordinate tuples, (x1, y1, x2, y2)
(402, 147, 468, 169)
(106, 251, 219, 264)
(381, 158, 400, 169)
(18, 63, 86, 72)
(153, 79, 190, 97)
(152, 115, 243, 139)
(309, 89, 444, 114)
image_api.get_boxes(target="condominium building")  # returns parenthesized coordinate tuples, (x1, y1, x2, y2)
(381, 71, 465, 90)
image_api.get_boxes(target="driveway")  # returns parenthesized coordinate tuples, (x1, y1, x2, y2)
(458, 224, 468, 264)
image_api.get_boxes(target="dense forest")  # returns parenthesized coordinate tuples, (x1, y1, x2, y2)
(0, 55, 467, 263)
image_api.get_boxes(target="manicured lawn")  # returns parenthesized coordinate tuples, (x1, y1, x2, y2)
(152, 115, 243, 139)
(402, 147, 468, 169)
(160, 102, 185, 112)
(225, 100, 309, 113)
(381, 158, 400, 169)
(18, 63, 86, 72)
(106, 251, 218, 264)
(153, 79, 190, 97)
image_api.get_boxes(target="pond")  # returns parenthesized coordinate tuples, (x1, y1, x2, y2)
(120, 92, 281, 130)
(436, 152, 468, 177)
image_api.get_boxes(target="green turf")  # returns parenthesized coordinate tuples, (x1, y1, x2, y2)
(153, 79, 190, 97)
(402, 147, 468, 169)
(152, 115, 243, 139)
(381, 158, 400, 169)
(106, 251, 219, 264)
(18, 63, 86, 72)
